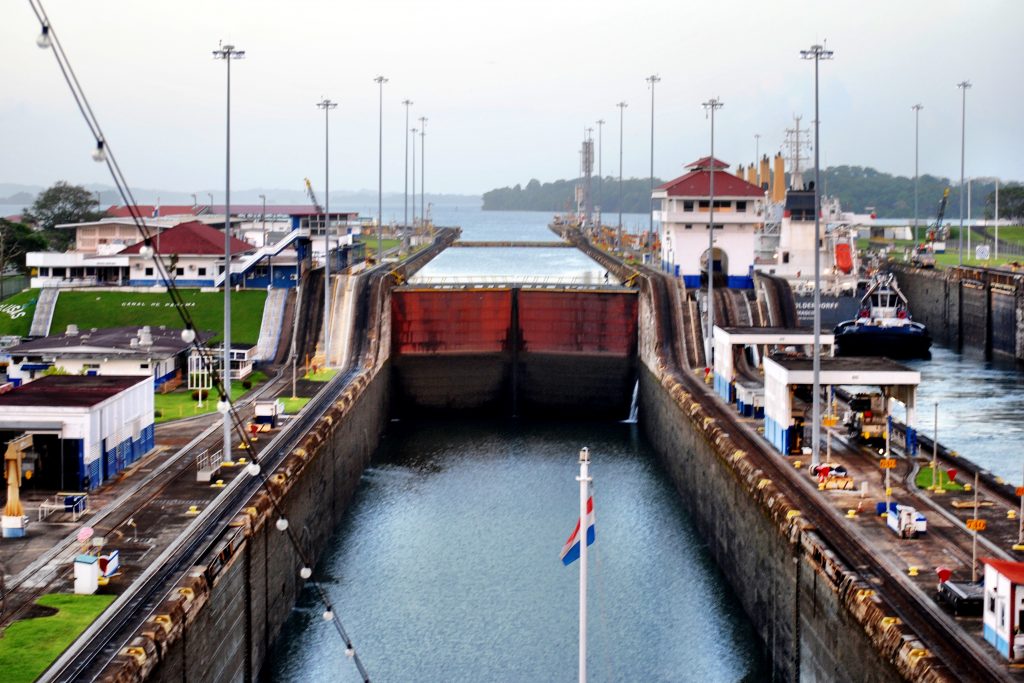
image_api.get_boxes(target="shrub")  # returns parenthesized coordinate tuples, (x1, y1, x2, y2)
(241, 379, 252, 390)
(191, 389, 209, 401)
(154, 409, 163, 418)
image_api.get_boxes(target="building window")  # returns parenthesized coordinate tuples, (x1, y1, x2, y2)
(145, 267, 154, 276)
(684, 224, 693, 230)
(83, 363, 100, 369)
(989, 593, 996, 613)
(682, 200, 693, 211)
(219, 266, 225, 274)
(176, 267, 185, 276)
(39, 268, 49, 276)
(698, 200, 709, 209)
(736, 201, 747, 212)
(140, 363, 150, 369)
(198, 267, 207, 276)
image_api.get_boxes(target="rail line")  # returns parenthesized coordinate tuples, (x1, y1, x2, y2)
(644, 268, 1010, 682)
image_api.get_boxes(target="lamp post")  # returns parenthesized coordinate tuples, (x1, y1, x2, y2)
(419, 117, 427, 228)
(402, 99, 413, 252)
(912, 104, 923, 243)
(207, 192, 214, 209)
(213, 42, 244, 463)
(616, 101, 627, 249)
(957, 81, 971, 266)
(259, 193, 268, 285)
(646, 75, 660, 262)
(374, 76, 388, 261)
(596, 119, 605, 222)
(702, 97, 723, 367)
(754, 134, 761, 185)
(411, 127, 418, 228)
(801, 42, 834, 468)
(316, 98, 337, 365)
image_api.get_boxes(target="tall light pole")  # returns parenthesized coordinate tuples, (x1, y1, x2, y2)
(596, 119, 605, 218)
(410, 127, 418, 228)
(616, 101, 627, 248)
(316, 98, 337, 365)
(912, 104, 923, 243)
(375, 76, 388, 261)
(402, 99, 413, 251)
(702, 97, 723, 368)
(419, 116, 427, 227)
(957, 80, 971, 266)
(259, 193, 269, 287)
(213, 42, 244, 463)
(646, 75, 660, 261)
(801, 43, 834, 467)
(754, 133, 761, 183)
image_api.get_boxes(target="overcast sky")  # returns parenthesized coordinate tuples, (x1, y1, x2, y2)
(3, 0, 1022, 198)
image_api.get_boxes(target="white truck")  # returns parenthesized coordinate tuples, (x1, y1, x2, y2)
(886, 503, 927, 539)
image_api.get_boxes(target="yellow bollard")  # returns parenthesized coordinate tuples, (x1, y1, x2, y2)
(211, 479, 225, 489)
(1008, 509, 1017, 520)
(908, 566, 919, 577)
(794, 460, 802, 469)
(187, 505, 200, 515)
(846, 509, 857, 518)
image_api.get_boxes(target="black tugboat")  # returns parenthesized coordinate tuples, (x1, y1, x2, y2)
(833, 273, 931, 359)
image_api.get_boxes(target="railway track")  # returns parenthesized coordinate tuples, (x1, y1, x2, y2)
(643, 268, 1011, 682)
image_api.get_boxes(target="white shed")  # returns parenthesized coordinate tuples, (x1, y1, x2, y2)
(982, 558, 1024, 661)
(0, 375, 154, 491)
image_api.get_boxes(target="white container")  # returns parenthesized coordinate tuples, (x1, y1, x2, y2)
(74, 554, 100, 594)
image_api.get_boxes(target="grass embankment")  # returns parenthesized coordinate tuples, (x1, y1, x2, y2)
(154, 371, 268, 423)
(0, 289, 41, 337)
(0, 593, 115, 683)
(862, 232, 1024, 270)
(279, 396, 311, 413)
(915, 467, 965, 491)
(304, 368, 338, 382)
(47, 290, 267, 344)
(357, 237, 401, 256)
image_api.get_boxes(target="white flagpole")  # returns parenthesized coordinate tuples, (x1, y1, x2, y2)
(577, 446, 591, 683)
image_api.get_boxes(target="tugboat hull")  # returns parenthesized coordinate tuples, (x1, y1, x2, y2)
(833, 323, 932, 360)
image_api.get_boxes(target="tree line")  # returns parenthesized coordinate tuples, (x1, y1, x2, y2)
(483, 166, 1023, 221)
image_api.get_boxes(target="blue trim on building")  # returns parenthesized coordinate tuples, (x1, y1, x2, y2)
(154, 368, 176, 387)
(682, 275, 701, 289)
(765, 415, 790, 454)
(726, 275, 754, 289)
(984, 623, 1009, 657)
(128, 278, 216, 288)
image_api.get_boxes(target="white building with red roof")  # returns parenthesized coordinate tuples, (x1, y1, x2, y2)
(982, 557, 1024, 660)
(652, 156, 766, 289)
(120, 220, 254, 287)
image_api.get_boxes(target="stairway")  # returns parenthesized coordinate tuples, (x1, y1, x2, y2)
(252, 288, 288, 361)
(28, 288, 60, 337)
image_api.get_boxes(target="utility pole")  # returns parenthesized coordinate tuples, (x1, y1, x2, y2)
(212, 42, 244, 463)
(316, 98, 337, 365)
(411, 127, 418, 229)
(616, 101, 627, 249)
(702, 97, 723, 368)
(402, 99, 413, 252)
(596, 119, 605, 221)
(375, 76, 388, 262)
(912, 104, 923, 243)
(957, 80, 971, 266)
(419, 117, 428, 228)
(801, 42, 834, 468)
(646, 74, 661, 262)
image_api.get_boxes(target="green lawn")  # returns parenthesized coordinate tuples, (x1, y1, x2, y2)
(304, 368, 338, 382)
(0, 289, 40, 336)
(154, 371, 267, 423)
(357, 237, 401, 255)
(47, 290, 267, 344)
(982, 225, 1024, 247)
(279, 396, 311, 413)
(915, 467, 964, 491)
(0, 592, 115, 683)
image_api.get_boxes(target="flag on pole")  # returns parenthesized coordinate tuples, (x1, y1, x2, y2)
(560, 495, 595, 566)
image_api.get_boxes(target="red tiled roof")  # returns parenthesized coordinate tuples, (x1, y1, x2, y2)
(685, 156, 730, 170)
(982, 558, 1024, 584)
(118, 221, 254, 256)
(656, 169, 765, 198)
(105, 205, 203, 218)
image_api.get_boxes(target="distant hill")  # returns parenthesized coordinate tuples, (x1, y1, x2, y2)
(482, 177, 663, 214)
(483, 166, 1020, 219)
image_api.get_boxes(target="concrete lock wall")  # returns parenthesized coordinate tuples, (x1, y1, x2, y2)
(893, 263, 1024, 362)
(112, 367, 390, 682)
(635, 275, 943, 682)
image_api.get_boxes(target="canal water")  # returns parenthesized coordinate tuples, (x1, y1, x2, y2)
(267, 419, 769, 682)
(270, 207, 768, 680)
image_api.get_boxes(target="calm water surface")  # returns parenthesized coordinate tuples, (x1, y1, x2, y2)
(268, 419, 768, 682)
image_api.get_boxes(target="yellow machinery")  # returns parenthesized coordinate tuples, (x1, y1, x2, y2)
(3, 434, 35, 538)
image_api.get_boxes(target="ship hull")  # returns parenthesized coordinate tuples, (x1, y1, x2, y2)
(794, 294, 863, 330)
(833, 323, 932, 360)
